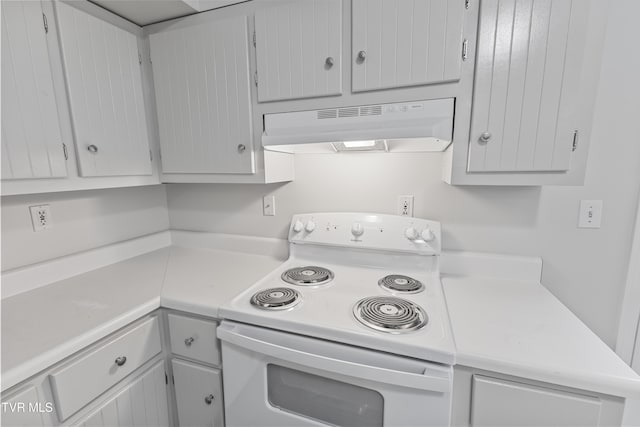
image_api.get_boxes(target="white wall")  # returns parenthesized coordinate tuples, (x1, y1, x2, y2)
(166, 0, 640, 348)
(1, 185, 169, 271)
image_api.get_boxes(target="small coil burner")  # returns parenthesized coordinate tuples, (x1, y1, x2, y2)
(250, 287, 301, 310)
(378, 275, 424, 294)
(281, 266, 334, 286)
(353, 296, 428, 333)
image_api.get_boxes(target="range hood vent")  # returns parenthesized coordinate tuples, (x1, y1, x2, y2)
(262, 98, 454, 153)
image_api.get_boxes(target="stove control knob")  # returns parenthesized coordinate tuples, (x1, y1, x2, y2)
(351, 222, 364, 237)
(305, 220, 316, 233)
(292, 220, 304, 233)
(405, 227, 419, 240)
(421, 228, 435, 242)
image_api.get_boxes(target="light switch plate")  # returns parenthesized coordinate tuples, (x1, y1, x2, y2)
(30, 205, 53, 232)
(263, 196, 275, 216)
(578, 200, 603, 228)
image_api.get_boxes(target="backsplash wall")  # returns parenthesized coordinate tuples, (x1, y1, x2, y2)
(167, 0, 640, 348)
(1, 185, 169, 271)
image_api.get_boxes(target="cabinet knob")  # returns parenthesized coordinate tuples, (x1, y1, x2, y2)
(184, 337, 195, 346)
(479, 132, 492, 143)
(87, 144, 98, 153)
(204, 394, 215, 405)
(325, 56, 334, 68)
(357, 50, 366, 63)
(237, 144, 246, 153)
(115, 356, 127, 367)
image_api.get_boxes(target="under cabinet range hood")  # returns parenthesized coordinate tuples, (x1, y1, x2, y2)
(262, 99, 455, 153)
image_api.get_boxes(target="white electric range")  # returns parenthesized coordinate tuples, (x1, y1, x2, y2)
(218, 213, 456, 427)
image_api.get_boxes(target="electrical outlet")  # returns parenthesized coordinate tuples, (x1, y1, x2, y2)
(263, 195, 275, 216)
(578, 200, 603, 228)
(29, 205, 53, 232)
(397, 195, 414, 217)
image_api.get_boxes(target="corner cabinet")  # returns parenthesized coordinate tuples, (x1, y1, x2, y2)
(1, 1, 67, 180)
(444, 0, 608, 185)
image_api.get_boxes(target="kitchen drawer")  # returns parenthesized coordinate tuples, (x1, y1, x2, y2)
(49, 316, 162, 421)
(168, 313, 220, 365)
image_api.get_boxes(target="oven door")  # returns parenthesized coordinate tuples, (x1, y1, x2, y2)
(218, 321, 452, 427)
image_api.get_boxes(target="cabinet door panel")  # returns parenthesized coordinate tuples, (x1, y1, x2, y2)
(150, 15, 254, 174)
(77, 361, 169, 427)
(56, 2, 152, 177)
(352, 0, 464, 92)
(255, 0, 342, 102)
(1, 1, 67, 180)
(172, 359, 224, 427)
(468, 0, 588, 173)
(471, 376, 602, 426)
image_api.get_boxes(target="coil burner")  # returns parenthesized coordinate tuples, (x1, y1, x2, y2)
(281, 266, 334, 286)
(250, 288, 301, 310)
(378, 275, 425, 294)
(353, 296, 428, 333)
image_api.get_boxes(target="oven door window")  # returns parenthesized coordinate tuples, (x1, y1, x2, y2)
(267, 364, 384, 426)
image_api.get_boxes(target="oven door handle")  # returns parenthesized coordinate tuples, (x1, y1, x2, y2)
(218, 322, 451, 393)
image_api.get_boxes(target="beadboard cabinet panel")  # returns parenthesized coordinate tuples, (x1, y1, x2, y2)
(77, 361, 170, 427)
(149, 15, 254, 174)
(0, 386, 48, 427)
(467, 0, 588, 173)
(352, 0, 465, 92)
(254, 0, 343, 102)
(56, 2, 152, 178)
(1, 1, 67, 180)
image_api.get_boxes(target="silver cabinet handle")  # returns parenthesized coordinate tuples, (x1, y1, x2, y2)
(237, 144, 246, 153)
(204, 394, 215, 405)
(479, 132, 492, 143)
(184, 337, 195, 346)
(357, 50, 366, 62)
(87, 144, 98, 153)
(115, 356, 127, 366)
(325, 57, 334, 68)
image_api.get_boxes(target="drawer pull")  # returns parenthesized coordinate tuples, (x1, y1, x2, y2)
(87, 144, 98, 154)
(204, 394, 215, 405)
(185, 337, 195, 346)
(114, 356, 127, 367)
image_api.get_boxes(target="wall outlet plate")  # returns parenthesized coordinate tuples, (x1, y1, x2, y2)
(578, 200, 603, 228)
(398, 195, 414, 217)
(30, 205, 53, 232)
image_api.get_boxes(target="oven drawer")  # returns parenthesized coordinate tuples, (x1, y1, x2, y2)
(168, 313, 220, 365)
(49, 316, 162, 421)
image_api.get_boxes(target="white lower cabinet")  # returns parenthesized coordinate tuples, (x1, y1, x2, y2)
(0, 386, 50, 427)
(75, 360, 170, 427)
(172, 358, 224, 427)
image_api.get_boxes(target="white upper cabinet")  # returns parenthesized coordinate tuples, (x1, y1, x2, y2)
(467, 0, 588, 173)
(1, 1, 67, 180)
(56, 2, 152, 177)
(254, 0, 343, 102)
(149, 14, 254, 174)
(352, 0, 465, 92)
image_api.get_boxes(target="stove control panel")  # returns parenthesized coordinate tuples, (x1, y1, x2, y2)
(288, 213, 441, 255)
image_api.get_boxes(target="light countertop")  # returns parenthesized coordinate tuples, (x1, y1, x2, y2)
(442, 275, 640, 398)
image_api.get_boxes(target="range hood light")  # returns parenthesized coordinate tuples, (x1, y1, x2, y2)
(342, 140, 376, 148)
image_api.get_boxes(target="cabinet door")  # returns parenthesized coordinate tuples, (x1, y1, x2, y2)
(56, 2, 152, 177)
(172, 359, 224, 427)
(468, 0, 589, 173)
(255, 0, 342, 102)
(149, 15, 254, 174)
(76, 361, 169, 427)
(471, 376, 602, 427)
(1, 386, 48, 427)
(352, 0, 465, 92)
(1, 1, 67, 180)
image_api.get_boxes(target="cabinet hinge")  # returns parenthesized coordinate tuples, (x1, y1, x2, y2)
(165, 372, 168, 385)
(462, 39, 469, 61)
(572, 130, 579, 152)
(149, 150, 153, 162)
(254, 71, 258, 86)
(62, 143, 68, 160)
(42, 13, 49, 34)
(465, 0, 471, 9)
(253, 30, 256, 47)
(138, 52, 142, 65)
(172, 375, 175, 385)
